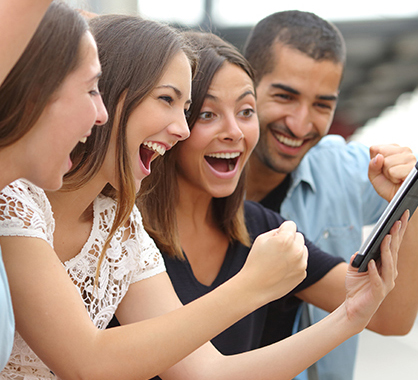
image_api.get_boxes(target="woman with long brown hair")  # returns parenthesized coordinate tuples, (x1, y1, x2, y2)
(0, 0, 107, 370)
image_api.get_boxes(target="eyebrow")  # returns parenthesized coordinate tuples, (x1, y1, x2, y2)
(157, 84, 192, 105)
(205, 89, 256, 103)
(271, 83, 338, 102)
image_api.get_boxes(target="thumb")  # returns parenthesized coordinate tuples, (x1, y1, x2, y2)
(368, 153, 384, 182)
(275, 220, 297, 235)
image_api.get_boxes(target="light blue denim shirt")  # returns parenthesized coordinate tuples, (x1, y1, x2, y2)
(0, 246, 14, 371)
(280, 135, 388, 380)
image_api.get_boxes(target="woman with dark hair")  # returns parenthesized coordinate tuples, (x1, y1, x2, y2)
(0, 0, 107, 371)
(138, 31, 413, 378)
(0, 14, 311, 380)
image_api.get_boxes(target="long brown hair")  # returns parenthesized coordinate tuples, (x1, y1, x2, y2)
(139, 31, 254, 259)
(62, 15, 197, 277)
(0, 1, 88, 147)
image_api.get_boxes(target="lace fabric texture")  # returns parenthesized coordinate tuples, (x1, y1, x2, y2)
(0, 180, 165, 379)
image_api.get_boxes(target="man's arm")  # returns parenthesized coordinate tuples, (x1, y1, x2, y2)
(298, 145, 418, 334)
(367, 145, 418, 333)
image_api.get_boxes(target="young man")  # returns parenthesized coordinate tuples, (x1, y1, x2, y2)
(244, 10, 418, 380)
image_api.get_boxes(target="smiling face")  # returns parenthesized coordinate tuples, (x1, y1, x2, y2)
(253, 43, 343, 175)
(105, 51, 192, 191)
(17, 31, 108, 191)
(176, 62, 259, 199)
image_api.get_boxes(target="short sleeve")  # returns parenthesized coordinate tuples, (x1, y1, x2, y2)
(128, 205, 165, 283)
(0, 180, 54, 247)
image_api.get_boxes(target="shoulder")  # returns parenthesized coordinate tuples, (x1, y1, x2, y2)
(0, 179, 54, 245)
(298, 135, 372, 186)
(305, 135, 371, 170)
(1, 179, 49, 209)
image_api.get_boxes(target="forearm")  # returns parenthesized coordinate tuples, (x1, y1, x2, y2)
(0, 0, 53, 85)
(159, 303, 360, 380)
(20, 271, 264, 380)
(368, 211, 418, 334)
(87, 275, 263, 380)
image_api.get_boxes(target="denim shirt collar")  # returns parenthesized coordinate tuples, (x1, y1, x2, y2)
(288, 155, 317, 197)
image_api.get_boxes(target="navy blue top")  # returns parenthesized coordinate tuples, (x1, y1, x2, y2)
(163, 201, 344, 355)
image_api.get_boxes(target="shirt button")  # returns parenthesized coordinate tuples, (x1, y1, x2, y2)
(323, 230, 329, 239)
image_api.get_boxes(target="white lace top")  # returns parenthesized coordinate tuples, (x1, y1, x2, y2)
(0, 179, 165, 379)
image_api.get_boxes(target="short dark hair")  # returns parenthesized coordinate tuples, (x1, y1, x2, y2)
(244, 10, 346, 85)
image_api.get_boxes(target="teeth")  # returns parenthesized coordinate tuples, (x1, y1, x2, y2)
(206, 152, 240, 159)
(272, 132, 303, 147)
(79, 136, 87, 144)
(143, 141, 166, 156)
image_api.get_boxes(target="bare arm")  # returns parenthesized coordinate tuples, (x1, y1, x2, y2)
(1, 221, 307, 380)
(0, 0, 52, 85)
(367, 145, 418, 333)
(118, 233, 399, 380)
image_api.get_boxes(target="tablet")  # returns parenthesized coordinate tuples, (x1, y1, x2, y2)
(352, 160, 418, 272)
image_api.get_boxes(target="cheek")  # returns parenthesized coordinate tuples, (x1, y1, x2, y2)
(244, 121, 260, 152)
(257, 103, 278, 129)
(315, 113, 334, 136)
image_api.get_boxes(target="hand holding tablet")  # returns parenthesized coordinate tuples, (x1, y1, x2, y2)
(352, 161, 418, 272)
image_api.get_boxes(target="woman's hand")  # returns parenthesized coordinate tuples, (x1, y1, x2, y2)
(344, 210, 408, 332)
(237, 221, 308, 307)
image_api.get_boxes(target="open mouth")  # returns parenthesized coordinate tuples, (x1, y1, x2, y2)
(204, 152, 240, 173)
(140, 141, 167, 171)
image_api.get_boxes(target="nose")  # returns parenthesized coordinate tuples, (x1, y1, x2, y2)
(285, 103, 313, 138)
(95, 95, 108, 126)
(167, 109, 190, 142)
(219, 114, 244, 142)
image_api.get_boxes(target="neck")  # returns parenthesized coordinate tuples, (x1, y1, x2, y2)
(46, 175, 108, 224)
(0, 145, 27, 191)
(175, 176, 230, 287)
(176, 178, 214, 236)
(246, 154, 288, 202)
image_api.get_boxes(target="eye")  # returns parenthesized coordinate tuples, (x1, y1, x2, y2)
(274, 93, 293, 101)
(238, 108, 255, 118)
(314, 102, 333, 111)
(89, 89, 100, 96)
(159, 95, 174, 105)
(198, 111, 215, 121)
